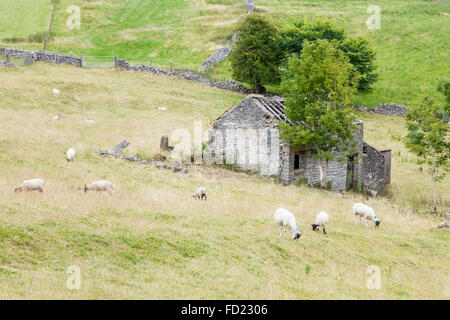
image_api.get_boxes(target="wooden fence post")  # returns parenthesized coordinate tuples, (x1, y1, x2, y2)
(114, 56, 117, 69)
(6, 54, 10, 63)
(160, 136, 170, 152)
(80, 54, 83, 68)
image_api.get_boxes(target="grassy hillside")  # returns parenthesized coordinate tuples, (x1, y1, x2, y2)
(0, 0, 52, 39)
(0, 64, 448, 299)
(1, 0, 449, 107)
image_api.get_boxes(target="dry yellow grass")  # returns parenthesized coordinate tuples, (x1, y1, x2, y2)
(0, 63, 448, 299)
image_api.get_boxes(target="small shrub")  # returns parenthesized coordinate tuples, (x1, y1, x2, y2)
(326, 180, 333, 190)
(305, 264, 311, 275)
(295, 176, 308, 186)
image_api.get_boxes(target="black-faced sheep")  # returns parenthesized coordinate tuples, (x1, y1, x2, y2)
(274, 208, 302, 241)
(312, 211, 329, 234)
(353, 203, 381, 228)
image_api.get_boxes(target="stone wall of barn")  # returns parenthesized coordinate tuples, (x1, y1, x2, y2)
(284, 121, 365, 191)
(208, 97, 283, 176)
(303, 157, 348, 191)
(361, 142, 386, 193)
(208, 100, 388, 193)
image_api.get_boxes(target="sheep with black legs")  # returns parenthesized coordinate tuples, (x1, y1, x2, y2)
(353, 203, 381, 228)
(312, 211, 329, 234)
(274, 208, 302, 241)
(193, 187, 207, 201)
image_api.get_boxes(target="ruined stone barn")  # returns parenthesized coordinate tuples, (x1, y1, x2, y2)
(208, 94, 391, 193)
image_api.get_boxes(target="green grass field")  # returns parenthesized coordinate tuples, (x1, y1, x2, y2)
(1, 0, 449, 107)
(0, 63, 448, 299)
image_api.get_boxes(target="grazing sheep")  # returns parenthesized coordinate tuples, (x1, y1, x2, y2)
(353, 203, 381, 228)
(438, 221, 449, 229)
(15, 179, 45, 193)
(52, 88, 60, 95)
(53, 114, 64, 121)
(312, 211, 329, 234)
(193, 186, 207, 201)
(66, 148, 76, 162)
(83, 118, 95, 124)
(84, 180, 114, 195)
(274, 208, 302, 241)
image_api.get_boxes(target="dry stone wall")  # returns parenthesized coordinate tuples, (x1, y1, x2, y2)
(201, 46, 231, 72)
(200, 0, 255, 72)
(116, 58, 251, 93)
(0, 59, 14, 68)
(353, 103, 407, 117)
(0, 47, 251, 93)
(245, 0, 256, 13)
(0, 47, 81, 67)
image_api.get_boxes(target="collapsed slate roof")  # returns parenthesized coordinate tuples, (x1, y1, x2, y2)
(250, 95, 295, 125)
(215, 94, 366, 128)
(215, 94, 296, 125)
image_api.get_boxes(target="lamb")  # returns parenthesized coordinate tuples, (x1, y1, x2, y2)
(312, 211, 329, 234)
(274, 208, 302, 241)
(84, 180, 114, 195)
(15, 179, 45, 193)
(193, 186, 207, 201)
(353, 203, 381, 228)
(66, 148, 76, 161)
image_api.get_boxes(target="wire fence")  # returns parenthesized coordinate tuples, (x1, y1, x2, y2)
(81, 55, 116, 69)
(44, 50, 74, 56)
(0, 52, 32, 66)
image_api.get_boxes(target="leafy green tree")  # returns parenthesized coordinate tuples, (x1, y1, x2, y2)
(279, 20, 345, 55)
(337, 37, 377, 92)
(230, 15, 283, 93)
(279, 20, 377, 92)
(405, 97, 450, 213)
(280, 40, 359, 188)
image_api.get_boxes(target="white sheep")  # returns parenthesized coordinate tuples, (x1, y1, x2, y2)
(84, 180, 114, 195)
(15, 179, 45, 193)
(353, 203, 381, 228)
(66, 148, 76, 162)
(274, 208, 302, 241)
(193, 186, 207, 201)
(83, 118, 95, 124)
(52, 88, 60, 95)
(312, 211, 329, 234)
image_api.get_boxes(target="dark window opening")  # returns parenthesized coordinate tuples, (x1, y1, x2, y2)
(294, 154, 300, 170)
